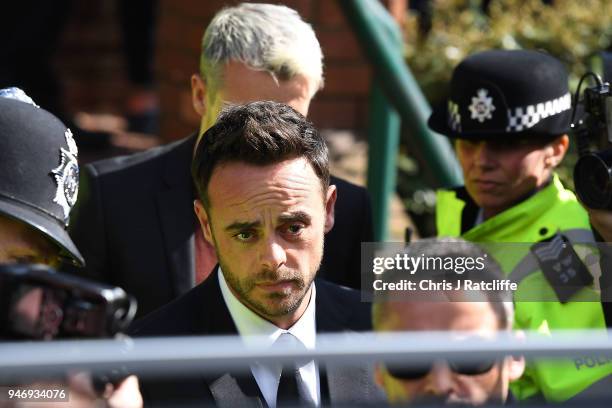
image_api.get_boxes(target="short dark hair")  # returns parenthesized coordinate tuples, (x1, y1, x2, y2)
(191, 101, 329, 208)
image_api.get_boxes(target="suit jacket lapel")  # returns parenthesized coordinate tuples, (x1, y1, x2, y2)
(199, 271, 268, 406)
(157, 134, 198, 298)
(314, 280, 382, 404)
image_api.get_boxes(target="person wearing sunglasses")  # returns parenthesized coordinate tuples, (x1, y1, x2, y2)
(372, 238, 525, 405)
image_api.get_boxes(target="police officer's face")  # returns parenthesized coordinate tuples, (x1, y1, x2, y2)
(0, 216, 58, 265)
(456, 137, 566, 219)
(194, 158, 336, 328)
(375, 301, 524, 405)
(192, 61, 317, 135)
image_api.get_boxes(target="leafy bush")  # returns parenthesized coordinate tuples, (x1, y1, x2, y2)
(399, 0, 612, 236)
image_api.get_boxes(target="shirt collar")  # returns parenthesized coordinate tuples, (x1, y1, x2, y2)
(218, 268, 317, 350)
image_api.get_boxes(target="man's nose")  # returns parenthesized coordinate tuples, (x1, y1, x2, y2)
(259, 236, 287, 271)
(423, 362, 455, 396)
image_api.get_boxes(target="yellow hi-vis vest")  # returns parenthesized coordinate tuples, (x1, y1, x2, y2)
(436, 174, 611, 402)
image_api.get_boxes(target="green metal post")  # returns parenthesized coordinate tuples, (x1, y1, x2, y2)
(339, 0, 463, 188)
(367, 83, 400, 241)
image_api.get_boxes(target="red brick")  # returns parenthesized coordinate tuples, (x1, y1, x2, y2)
(321, 64, 372, 96)
(315, 0, 347, 28)
(280, 0, 315, 20)
(157, 13, 206, 55)
(309, 98, 366, 129)
(318, 29, 365, 61)
(55, 0, 372, 137)
(159, 0, 219, 21)
(157, 47, 200, 85)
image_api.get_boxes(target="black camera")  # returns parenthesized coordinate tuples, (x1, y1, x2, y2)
(0, 264, 136, 340)
(573, 71, 612, 209)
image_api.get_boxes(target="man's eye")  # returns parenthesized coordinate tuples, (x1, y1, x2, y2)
(235, 231, 255, 242)
(286, 224, 304, 235)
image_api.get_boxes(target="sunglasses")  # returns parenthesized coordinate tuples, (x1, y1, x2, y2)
(385, 359, 497, 380)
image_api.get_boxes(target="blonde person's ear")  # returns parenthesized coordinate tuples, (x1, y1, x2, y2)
(507, 355, 526, 382)
(191, 74, 207, 116)
(508, 330, 526, 382)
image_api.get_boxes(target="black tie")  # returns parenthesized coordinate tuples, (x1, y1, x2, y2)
(275, 333, 315, 407)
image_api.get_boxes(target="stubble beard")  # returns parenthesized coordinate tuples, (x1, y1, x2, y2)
(219, 256, 318, 320)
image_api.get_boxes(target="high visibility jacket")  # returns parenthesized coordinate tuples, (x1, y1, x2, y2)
(436, 174, 611, 401)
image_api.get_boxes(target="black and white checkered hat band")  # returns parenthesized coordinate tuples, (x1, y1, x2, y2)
(447, 92, 571, 133)
(506, 93, 571, 132)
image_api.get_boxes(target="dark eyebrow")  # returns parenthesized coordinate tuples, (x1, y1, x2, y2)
(278, 211, 312, 225)
(224, 220, 261, 232)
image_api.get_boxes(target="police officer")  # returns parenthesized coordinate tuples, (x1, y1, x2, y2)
(0, 88, 142, 407)
(0, 88, 83, 267)
(428, 50, 611, 401)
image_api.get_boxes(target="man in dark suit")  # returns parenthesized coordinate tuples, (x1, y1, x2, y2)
(131, 101, 381, 407)
(69, 3, 373, 318)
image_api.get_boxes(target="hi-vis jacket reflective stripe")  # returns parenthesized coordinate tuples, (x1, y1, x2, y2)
(436, 174, 611, 402)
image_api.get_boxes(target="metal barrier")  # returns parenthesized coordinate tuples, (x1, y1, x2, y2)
(2, 330, 612, 380)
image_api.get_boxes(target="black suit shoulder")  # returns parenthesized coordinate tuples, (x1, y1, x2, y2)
(85, 135, 193, 177)
(322, 176, 373, 290)
(315, 278, 372, 332)
(131, 276, 371, 337)
(129, 273, 237, 337)
(68, 135, 197, 317)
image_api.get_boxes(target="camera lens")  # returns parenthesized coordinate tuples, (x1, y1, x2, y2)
(574, 152, 612, 209)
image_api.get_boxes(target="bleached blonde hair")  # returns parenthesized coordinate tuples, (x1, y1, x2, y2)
(200, 3, 324, 99)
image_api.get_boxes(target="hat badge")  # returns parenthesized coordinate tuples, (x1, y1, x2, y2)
(469, 88, 496, 123)
(51, 129, 79, 224)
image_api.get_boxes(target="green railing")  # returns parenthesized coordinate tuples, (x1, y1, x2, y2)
(338, 0, 463, 240)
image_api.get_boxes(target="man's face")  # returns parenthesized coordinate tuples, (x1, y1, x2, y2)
(0, 215, 58, 265)
(375, 301, 522, 405)
(192, 61, 317, 134)
(194, 158, 336, 328)
(456, 139, 555, 219)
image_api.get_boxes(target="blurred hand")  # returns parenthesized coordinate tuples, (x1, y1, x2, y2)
(14, 373, 143, 408)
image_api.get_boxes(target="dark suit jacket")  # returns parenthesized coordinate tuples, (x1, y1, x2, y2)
(69, 134, 373, 317)
(130, 275, 381, 407)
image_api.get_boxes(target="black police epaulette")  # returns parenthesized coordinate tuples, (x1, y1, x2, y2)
(531, 233, 593, 303)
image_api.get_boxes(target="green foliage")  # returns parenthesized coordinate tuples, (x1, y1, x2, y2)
(404, 0, 612, 102)
(399, 0, 612, 234)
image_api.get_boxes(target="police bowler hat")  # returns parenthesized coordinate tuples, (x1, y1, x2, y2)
(0, 95, 84, 266)
(428, 49, 572, 140)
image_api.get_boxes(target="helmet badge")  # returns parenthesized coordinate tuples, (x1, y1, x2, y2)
(469, 88, 496, 123)
(51, 129, 79, 224)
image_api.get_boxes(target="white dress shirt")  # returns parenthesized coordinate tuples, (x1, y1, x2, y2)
(218, 269, 320, 407)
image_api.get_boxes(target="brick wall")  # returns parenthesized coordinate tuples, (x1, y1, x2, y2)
(58, 1, 405, 143)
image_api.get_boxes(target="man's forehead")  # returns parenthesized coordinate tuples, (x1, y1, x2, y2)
(207, 158, 324, 212)
(383, 301, 498, 332)
(217, 62, 314, 115)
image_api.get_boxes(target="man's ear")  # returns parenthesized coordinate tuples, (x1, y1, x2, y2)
(194, 199, 214, 245)
(508, 330, 526, 382)
(507, 355, 526, 382)
(191, 74, 207, 116)
(546, 134, 570, 168)
(324, 185, 337, 234)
